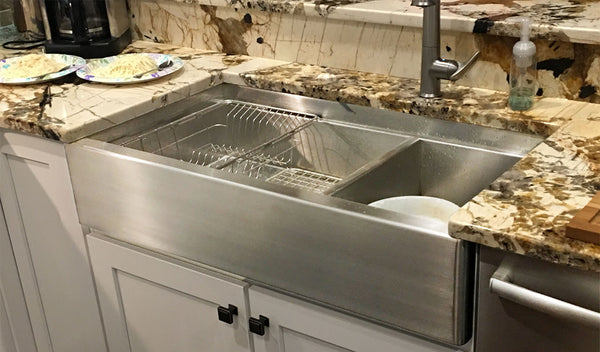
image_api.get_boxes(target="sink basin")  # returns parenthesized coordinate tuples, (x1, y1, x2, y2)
(330, 139, 522, 206)
(67, 84, 543, 346)
(119, 101, 317, 166)
(116, 100, 412, 193)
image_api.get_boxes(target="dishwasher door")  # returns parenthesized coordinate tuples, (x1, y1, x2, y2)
(476, 246, 600, 352)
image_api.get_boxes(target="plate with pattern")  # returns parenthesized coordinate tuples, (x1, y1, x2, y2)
(0, 53, 85, 85)
(76, 53, 184, 84)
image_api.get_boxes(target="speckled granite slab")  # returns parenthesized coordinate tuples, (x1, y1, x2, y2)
(0, 42, 285, 141)
(239, 62, 584, 137)
(137, 0, 600, 45)
(450, 117, 600, 270)
(2, 41, 600, 271)
(129, 0, 600, 105)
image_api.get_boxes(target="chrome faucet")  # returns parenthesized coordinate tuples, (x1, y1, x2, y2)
(411, 0, 480, 98)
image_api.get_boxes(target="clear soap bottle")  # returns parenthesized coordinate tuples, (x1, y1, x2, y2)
(507, 17, 537, 111)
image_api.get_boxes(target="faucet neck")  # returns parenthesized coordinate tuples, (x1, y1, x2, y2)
(412, 0, 480, 98)
(421, 4, 440, 51)
(418, 3, 441, 98)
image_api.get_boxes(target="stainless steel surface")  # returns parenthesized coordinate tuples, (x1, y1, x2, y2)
(449, 52, 481, 81)
(489, 277, 600, 328)
(105, 0, 130, 38)
(40, 0, 130, 57)
(329, 139, 521, 206)
(120, 99, 409, 193)
(266, 168, 341, 193)
(68, 141, 475, 346)
(411, 0, 480, 98)
(67, 84, 543, 347)
(120, 100, 317, 164)
(476, 246, 600, 352)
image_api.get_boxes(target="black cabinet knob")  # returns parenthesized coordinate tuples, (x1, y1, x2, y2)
(249, 315, 270, 336)
(217, 304, 238, 324)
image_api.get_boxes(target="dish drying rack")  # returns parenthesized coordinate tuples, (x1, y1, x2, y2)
(121, 101, 342, 193)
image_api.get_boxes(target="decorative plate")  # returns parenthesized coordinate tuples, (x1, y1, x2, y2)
(0, 54, 85, 85)
(76, 53, 184, 85)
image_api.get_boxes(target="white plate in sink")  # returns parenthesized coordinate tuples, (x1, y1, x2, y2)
(369, 196, 459, 235)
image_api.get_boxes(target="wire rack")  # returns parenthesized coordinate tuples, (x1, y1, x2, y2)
(121, 100, 342, 193)
(267, 169, 341, 193)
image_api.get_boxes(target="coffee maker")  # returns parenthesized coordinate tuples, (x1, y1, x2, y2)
(39, 0, 131, 58)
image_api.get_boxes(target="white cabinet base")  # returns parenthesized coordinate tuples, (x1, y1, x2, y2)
(0, 131, 105, 352)
(249, 286, 458, 352)
(0, 199, 35, 352)
(87, 234, 252, 352)
(88, 233, 463, 352)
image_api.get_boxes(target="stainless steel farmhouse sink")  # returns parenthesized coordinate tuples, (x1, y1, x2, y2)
(66, 84, 543, 347)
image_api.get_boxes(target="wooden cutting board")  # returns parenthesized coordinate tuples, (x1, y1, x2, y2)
(566, 192, 600, 245)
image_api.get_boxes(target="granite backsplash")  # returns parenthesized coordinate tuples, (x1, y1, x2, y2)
(129, 0, 600, 103)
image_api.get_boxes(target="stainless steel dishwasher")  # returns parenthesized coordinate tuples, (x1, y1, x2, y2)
(66, 84, 543, 348)
(476, 246, 600, 351)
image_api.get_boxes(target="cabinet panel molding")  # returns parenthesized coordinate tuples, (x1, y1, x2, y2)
(87, 234, 252, 352)
(0, 131, 106, 352)
(249, 286, 456, 352)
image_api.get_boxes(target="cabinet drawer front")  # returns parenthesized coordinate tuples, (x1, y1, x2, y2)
(249, 287, 457, 352)
(87, 234, 251, 352)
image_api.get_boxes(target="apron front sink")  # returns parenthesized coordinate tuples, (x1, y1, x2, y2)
(66, 84, 543, 347)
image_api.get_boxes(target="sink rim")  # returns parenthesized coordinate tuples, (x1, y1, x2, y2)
(88, 84, 544, 202)
(84, 83, 545, 231)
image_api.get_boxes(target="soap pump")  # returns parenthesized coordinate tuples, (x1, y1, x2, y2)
(507, 17, 537, 111)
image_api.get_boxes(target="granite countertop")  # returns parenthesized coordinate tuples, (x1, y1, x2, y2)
(2, 41, 599, 271)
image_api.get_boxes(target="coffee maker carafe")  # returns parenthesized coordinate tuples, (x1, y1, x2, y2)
(40, 0, 131, 58)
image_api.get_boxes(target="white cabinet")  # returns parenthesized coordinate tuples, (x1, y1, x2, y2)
(0, 289, 16, 352)
(88, 234, 458, 352)
(0, 131, 106, 352)
(0, 198, 34, 352)
(87, 234, 252, 352)
(249, 287, 457, 352)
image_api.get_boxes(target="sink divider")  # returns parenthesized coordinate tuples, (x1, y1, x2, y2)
(324, 137, 420, 196)
(211, 118, 318, 170)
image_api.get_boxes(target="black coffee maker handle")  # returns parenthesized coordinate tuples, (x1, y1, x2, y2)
(69, 0, 90, 44)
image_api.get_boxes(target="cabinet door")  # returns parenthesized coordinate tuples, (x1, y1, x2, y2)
(249, 286, 458, 352)
(0, 200, 35, 352)
(87, 234, 252, 352)
(0, 131, 106, 352)
(0, 288, 16, 352)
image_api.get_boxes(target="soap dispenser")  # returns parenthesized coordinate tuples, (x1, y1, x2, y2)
(507, 17, 537, 111)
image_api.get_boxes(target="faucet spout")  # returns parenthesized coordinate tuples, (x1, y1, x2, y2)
(412, 0, 480, 98)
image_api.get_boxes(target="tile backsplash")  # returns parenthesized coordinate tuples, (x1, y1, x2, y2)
(130, 0, 600, 103)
